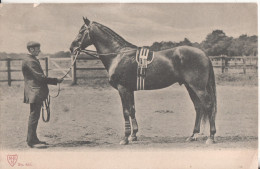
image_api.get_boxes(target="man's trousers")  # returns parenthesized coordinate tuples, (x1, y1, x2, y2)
(27, 102, 42, 144)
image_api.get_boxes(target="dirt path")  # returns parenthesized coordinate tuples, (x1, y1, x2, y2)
(0, 84, 257, 151)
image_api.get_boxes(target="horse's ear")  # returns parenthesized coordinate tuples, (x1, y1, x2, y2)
(83, 17, 90, 26)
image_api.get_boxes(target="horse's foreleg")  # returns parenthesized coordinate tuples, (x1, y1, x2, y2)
(118, 85, 137, 145)
(129, 104, 138, 142)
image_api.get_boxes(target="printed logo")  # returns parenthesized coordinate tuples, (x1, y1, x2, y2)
(7, 154, 18, 167)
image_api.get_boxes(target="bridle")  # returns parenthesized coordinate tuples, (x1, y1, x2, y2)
(77, 24, 91, 52)
(73, 22, 137, 57)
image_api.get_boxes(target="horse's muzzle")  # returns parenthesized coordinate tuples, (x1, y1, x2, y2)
(70, 41, 80, 54)
(70, 44, 80, 55)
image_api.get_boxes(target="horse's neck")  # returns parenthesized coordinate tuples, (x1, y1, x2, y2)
(92, 41, 121, 71)
(92, 31, 126, 53)
(94, 42, 121, 54)
(91, 33, 127, 70)
(90, 24, 137, 71)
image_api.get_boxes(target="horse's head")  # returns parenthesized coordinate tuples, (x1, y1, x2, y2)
(70, 17, 93, 54)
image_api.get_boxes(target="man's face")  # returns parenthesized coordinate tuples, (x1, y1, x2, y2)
(29, 46, 41, 56)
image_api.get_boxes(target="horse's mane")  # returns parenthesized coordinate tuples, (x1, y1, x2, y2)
(93, 22, 136, 48)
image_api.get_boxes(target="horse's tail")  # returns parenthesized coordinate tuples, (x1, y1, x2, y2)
(201, 59, 217, 130)
(207, 60, 217, 118)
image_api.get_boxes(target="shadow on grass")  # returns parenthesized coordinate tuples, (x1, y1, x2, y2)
(134, 135, 257, 145)
(48, 140, 99, 148)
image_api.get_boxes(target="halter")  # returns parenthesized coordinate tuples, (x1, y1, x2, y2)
(79, 24, 91, 48)
(73, 22, 137, 57)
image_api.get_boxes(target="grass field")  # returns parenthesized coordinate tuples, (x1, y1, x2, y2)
(0, 71, 258, 149)
(0, 59, 258, 168)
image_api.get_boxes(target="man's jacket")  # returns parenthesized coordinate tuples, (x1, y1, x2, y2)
(22, 54, 58, 104)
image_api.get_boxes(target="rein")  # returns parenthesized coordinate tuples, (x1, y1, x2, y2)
(81, 48, 137, 57)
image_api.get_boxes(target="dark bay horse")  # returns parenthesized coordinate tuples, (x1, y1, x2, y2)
(70, 17, 217, 145)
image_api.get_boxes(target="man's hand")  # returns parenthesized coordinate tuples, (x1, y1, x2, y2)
(57, 78, 63, 83)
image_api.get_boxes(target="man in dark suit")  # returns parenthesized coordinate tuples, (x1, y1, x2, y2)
(22, 41, 63, 148)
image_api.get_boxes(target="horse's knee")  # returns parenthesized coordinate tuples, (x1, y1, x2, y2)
(129, 105, 136, 117)
(210, 128, 216, 135)
(123, 109, 130, 119)
(202, 96, 214, 113)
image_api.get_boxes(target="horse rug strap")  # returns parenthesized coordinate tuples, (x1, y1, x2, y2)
(136, 47, 154, 90)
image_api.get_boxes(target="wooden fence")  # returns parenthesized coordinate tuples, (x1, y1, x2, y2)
(0, 56, 106, 86)
(209, 55, 258, 74)
(70, 56, 106, 84)
(0, 55, 257, 86)
(0, 58, 48, 86)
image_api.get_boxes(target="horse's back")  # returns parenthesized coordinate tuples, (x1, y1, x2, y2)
(174, 46, 208, 61)
(156, 46, 207, 60)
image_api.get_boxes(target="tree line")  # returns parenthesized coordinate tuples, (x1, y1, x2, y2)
(26, 29, 258, 58)
(0, 29, 257, 59)
(150, 30, 257, 56)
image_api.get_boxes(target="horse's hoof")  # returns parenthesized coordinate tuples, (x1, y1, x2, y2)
(129, 136, 137, 142)
(186, 133, 199, 142)
(120, 139, 129, 145)
(197, 132, 204, 136)
(186, 136, 197, 142)
(206, 138, 215, 144)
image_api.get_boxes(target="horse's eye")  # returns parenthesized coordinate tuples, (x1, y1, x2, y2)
(80, 29, 86, 33)
(77, 34, 82, 39)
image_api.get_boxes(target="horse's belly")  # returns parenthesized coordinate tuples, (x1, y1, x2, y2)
(144, 60, 178, 90)
(145, 71, 177, 90)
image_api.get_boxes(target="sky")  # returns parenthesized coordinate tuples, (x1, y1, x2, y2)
(0, 3, 257, 54)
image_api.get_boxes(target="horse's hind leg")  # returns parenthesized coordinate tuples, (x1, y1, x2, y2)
(185, 84, 205, 141)
(188, 85, 216, 144)
(118, 85, 138, 145)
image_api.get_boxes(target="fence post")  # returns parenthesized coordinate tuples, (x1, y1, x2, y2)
(45, 57, 48, 77)
(256, 57, 258, 73)
(221, 55, 225, 73)
(7, 58, 11, 86)
(242, 56, 246, 74)
(71, 55, 77, 84)
(224, 56, 229, 73)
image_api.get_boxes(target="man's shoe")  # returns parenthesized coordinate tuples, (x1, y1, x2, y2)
(27, 140, 48, 148)
(34, 140, 48, 145)
(27, 142, 35, 148)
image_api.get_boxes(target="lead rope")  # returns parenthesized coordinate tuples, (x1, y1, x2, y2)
(42, 51, 81, 122)
(49, 50, 81, 98)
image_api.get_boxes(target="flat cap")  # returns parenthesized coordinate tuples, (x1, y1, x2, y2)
(27, 41, 40, 49)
